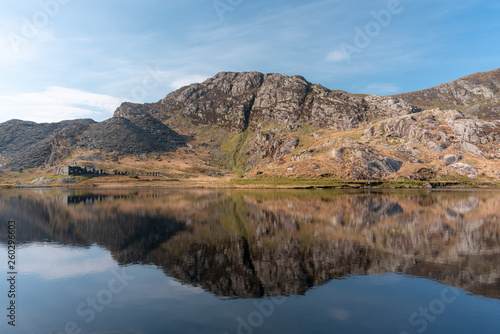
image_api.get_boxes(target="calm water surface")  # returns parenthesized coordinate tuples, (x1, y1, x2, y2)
(1, 188, 500, 334)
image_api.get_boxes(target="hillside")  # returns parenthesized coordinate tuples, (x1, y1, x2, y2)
(394, 68, 500, 119)
(0, 119, 96, 171)
(1, 69, 500, 187)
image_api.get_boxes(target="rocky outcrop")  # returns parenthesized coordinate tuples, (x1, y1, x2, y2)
(395, 68, 500, 119)
(363, 112, 447, 144)
(368, 157, 403, 174)
(1, 119, 95, 171)
(450, 162, 478, 179)
(271, 137, 300, 161)
(363, 109, 500, 160)
(443, 154, 463, 166)
(77, 113, 186, 155)
(117, 71, 420, 133)
(251, 131, 299, 161)
(448, 119, 500, 144)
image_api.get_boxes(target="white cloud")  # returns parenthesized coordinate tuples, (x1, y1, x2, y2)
(0, 86, 122, 123)
(12, 243, 118, 280)
(326, 50, 350, 63)
(169, 74, 209, 90)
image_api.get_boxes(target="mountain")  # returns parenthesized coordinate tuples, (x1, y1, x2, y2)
(116, 71, 420, 132)
(394, 68, 500, 119)
(1, 69, 500, 185)
(0, 119, 96, 171)
(0, 114, 186, 172)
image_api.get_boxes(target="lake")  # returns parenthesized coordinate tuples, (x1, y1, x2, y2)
(1, 188, 500, 334)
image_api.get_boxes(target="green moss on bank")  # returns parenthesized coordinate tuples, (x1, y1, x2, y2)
(228, 177, 500, 189)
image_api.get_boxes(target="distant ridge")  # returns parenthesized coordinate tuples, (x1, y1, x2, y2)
(394, 68, 500, 119)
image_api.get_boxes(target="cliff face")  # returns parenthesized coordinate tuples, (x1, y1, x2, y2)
(116, 71, 420, 132)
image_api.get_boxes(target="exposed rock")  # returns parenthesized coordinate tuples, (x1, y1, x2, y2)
(121, 71, 422, 133)
(30, 177, 54, 185)
(363, 95, 421, 118)
(449, 119, 500, 144)
(310, 164, 319, 170)
(2, 69, 500, 181)
(253, 131, 275, 158)
(368, 157, 403, 174)
(427, 141, 445, 153)
(458, 142, 483, 156)
(77, 114, 186, 155)
(253, 134, 299, 161)
(252, 73, 310, 126)
(291, 149, 314, 162)
(450, 163, 478, 179)
(271, 137, 299, 161)
(0, 119, 95, 171)
(443, 154, 463, 166)
(363, 114, 436, 142)
(395, 68, 500, 119)
(330, 148, 344, 161)
(58, 177, 75, 184)
(384, 157, 404, 172)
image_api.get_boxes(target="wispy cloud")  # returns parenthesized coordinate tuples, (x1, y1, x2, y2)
(325, 50, 350, 63)
(0, 87, 122, 123)
(0, 0, 498, 123)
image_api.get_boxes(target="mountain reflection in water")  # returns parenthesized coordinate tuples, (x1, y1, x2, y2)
(1, 188, 499, 300)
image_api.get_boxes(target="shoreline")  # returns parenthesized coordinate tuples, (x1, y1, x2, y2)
(2, 177, 499, 190)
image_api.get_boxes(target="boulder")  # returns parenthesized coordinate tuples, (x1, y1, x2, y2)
(368, 157, 403, 174)
(450, 163, 478, 179)
(443, 154, 463, 166)
(427, 141, 445, 153)
(458, 142, 483, 156)
(58, 177, 75, 184)
(291, 149, 314, 162)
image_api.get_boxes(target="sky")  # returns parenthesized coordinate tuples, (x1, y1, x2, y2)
(0, 0, 499, 123)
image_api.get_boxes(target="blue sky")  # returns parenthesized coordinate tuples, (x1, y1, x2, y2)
(0, 0, 499, 123)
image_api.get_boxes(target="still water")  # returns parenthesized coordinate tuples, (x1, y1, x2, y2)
(1, 188, 500, 334)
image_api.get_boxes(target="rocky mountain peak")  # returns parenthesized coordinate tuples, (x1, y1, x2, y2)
(115, 71, 420, 133)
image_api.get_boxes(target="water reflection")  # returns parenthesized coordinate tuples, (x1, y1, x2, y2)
(1, 188, 500, 300)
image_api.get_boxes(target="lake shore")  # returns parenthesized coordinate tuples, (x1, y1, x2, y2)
(2, 174, 500, 190)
